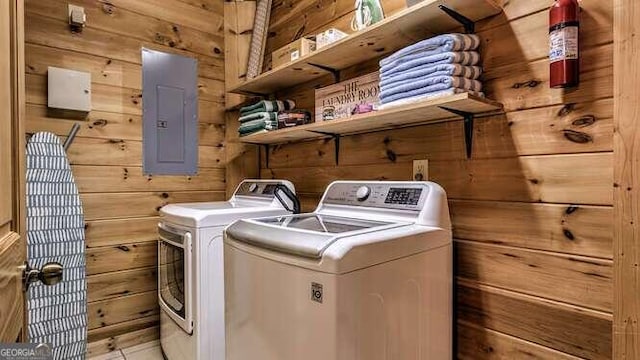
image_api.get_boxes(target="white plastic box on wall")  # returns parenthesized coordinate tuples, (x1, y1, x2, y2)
(47, 66, 91, 118)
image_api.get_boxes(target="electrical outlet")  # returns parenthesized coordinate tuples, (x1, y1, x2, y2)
(412, 159, 429, 181)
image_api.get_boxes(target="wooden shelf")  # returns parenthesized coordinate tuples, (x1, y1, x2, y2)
(229, 0, 502, 95)
(238, 93, 502, 145)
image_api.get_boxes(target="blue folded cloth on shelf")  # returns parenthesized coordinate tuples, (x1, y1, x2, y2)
(380, 33, 481, 67)
(238, 111, 278, 124)
(380, 76, 482, 100)
(380, 64, 482, 87)
(380, 79, 483, 105)
(378, 88, 485, 110)
(380, 51, 480, 77)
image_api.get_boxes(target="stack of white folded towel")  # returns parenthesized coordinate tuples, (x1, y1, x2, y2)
(378, 33, 485, 109)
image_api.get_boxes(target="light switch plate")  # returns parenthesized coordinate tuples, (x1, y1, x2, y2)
(412, 159, 429, 181)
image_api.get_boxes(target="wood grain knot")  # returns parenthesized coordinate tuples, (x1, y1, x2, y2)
(563, 228, 575, 240)
(116, 245, 130, 252)
(91, 119, 108, 128)
(102, 3, 115, 15)
(386, 149, 397, 162)
(562, 129, 592, 143)
(512, 79, 541, 89)
(557, 103, 576, 117)
(571, 114, 596, 127)
(565, 205, 579, 214)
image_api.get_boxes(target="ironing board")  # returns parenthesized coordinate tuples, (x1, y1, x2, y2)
(26, 132, 87, 359)
(246, 0, 272, 78)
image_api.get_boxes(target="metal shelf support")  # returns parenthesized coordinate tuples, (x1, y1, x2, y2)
(308, 130, 341, 165)
(438, 5, 475, 34)
(263, 144, 270, 168)
(439, 106, 475, 159)
(307, 63, 341, 83)
(248, 130, 340, 168)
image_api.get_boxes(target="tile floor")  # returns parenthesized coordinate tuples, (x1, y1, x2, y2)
(90, 340, 163, 360)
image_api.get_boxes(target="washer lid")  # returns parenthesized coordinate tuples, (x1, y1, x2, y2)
(258, 214, 390, 233)
(226, 214, 405, 258)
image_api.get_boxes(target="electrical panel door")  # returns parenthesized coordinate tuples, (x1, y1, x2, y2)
(142, 48, 198, 175)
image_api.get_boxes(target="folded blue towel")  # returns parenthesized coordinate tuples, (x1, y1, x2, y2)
(380, 51, 480, 77)
(380, 76, 482, 99)
(380, 78, 483, 104)
(380, 34, 480, 67)
(378, 88, 485, 110)
(380, 64, 482, 87)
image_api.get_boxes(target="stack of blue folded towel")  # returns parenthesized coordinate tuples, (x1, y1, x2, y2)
(379, 33, 485, 109)
(238, 100, 296, 136)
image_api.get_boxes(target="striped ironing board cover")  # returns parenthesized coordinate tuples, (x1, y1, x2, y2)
(26, 132, 87, 359)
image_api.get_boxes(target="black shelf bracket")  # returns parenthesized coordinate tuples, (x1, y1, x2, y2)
(438, 5, 475, 34)
(263, 144, 270, 168)
(245, 142, 271, 168)
(439, 106, 475, 159)
(309, 130, 341, 165)
(307, 63, 341, 83)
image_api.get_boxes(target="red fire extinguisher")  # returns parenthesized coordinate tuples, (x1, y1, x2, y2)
(549, 0, 580, 88)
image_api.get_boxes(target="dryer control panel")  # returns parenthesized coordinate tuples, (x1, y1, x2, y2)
(235, 181, 287, 198)
(322, 182, 429, 211)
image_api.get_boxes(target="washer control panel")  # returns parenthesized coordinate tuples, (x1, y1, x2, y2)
(235, 181, 282, 198)
(323, 182, 429, 211)
(356, 186, 371, 201)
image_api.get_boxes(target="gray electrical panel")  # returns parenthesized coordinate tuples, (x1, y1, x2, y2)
(142, 48, 198, 175)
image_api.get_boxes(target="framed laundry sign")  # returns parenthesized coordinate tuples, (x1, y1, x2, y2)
(315, 72, 379, 121)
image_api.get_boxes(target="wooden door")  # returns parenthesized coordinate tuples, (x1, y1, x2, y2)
(0, 0, 26, 343)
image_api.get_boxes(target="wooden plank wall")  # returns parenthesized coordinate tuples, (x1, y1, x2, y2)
(244, 0, 614, 358)
(613, 0, 640, 357)
(23, 0, 225, 356)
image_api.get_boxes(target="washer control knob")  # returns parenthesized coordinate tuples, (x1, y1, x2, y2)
(248, 183, 258, 193)
(356, 186, 371, 202)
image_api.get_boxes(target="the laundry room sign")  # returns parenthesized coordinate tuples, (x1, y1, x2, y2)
(315, 71, 379, 121)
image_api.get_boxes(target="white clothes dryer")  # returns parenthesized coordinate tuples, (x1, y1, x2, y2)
(158, 179, 299, 360)
(224, 181, 452, 360)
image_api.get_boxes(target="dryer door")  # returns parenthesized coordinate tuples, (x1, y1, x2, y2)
(158, 224, 193, 334)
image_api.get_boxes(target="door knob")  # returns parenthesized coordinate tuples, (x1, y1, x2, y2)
(22, 262, 63, 291)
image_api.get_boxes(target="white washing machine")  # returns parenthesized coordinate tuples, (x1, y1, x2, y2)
(158, 179, 299, 360)
(224, 181, 452, 360)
